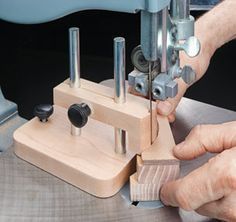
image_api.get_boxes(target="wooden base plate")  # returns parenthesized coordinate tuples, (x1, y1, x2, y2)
(13, 105, 136, 198)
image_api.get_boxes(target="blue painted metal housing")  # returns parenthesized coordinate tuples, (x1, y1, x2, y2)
(0, 0, 170, 24)
(0, 0, 220, 25)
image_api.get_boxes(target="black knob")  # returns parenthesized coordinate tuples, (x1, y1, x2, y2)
(68, 103, 91, 128)
(34, 104, 54, 122)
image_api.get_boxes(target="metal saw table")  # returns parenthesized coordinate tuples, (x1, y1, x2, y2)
(1, 97, 234, 222)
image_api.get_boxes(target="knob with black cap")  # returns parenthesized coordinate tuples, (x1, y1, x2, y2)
(68, 103, 91, 135)
(34, 104, 54, 122)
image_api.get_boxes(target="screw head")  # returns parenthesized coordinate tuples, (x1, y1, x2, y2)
(181, 66, 196, 85)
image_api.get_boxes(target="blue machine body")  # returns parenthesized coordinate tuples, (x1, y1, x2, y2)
(0, 0, 220, 24)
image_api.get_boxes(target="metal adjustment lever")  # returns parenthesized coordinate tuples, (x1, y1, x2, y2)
(175, 36, 201, 58)
(68, 103, 91, 136)
(34, 104, 54, 123)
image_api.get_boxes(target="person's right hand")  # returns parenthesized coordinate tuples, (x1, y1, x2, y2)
(157, 21, 214, 122)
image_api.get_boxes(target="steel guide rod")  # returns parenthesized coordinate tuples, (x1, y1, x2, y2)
(171, 0, 190, 19)
(69, 27, 81, 136)
(114, 37, 126, 154)
(69, 27, 81, 88)
(161, 7, 168, 73)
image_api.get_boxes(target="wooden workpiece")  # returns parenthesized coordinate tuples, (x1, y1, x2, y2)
(130, 173, 160, 201)
(130, 115, 180, 201)
(141, 115, 177, 164)
(14, 105, 136, 198)
(136, 155, 179, 184)
(54, 79, 158, 154)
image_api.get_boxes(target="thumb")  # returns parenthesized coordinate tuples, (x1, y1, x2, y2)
(156, 78, 188, 116)
(174, 122, 236, 160)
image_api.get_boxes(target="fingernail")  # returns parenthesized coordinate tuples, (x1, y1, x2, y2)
(156, 101, 172, 116)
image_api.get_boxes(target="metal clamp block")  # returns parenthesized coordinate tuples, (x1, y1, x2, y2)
(152, 74, 178, 100)
(175, 15, 195, 40)
(128, 70, 148, 97)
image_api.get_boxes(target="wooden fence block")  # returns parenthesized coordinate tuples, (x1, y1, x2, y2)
(54, 79, 158, 153)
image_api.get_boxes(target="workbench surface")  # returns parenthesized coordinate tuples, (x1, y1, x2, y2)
(1, 97, 235, 222)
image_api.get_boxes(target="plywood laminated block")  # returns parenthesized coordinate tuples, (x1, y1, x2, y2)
(54, 79, 158, 154)
(136, 155, 179, 184)
(130, 115, 180, 201)
(14, 105, 137, 198)
(130, 173, 160, 201)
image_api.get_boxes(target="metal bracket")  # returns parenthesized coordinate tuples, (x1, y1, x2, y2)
(0, 87, 18, 125)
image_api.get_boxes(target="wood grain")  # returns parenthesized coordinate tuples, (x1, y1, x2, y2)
(14, 105, 136, 198)
(130, 156, 179, 201)
(130, 173, 160, 201)
(141, 115, 177, 164)
(136, 155, 179, 184)
(130, 116, 180, 201)
(54, 79, 158, 153)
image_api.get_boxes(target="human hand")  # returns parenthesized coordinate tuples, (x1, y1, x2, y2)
(160, 122, 236, 221)
(156, 45, 211, 123)
(157, 16, 216, 122)
(130, 45, 211, 123)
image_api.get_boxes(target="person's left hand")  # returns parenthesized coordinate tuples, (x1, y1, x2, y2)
(160, 122, 236, 221)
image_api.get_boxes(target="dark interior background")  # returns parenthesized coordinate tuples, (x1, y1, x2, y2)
(0, 10, 235, 120)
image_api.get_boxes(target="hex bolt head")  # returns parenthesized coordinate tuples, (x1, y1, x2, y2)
(34, 104, 54, 122)
(68, 103, 91, 128)
(181, 65, 196, 85)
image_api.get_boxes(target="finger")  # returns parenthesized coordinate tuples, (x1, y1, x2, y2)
(174, 122, 236, 160)
(156, 78, 188, 116)
(196, 192, 236, 221)
(160, 160, 225, 211)
(196, 201, 219, 221)
(167, 112, 176, 123)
